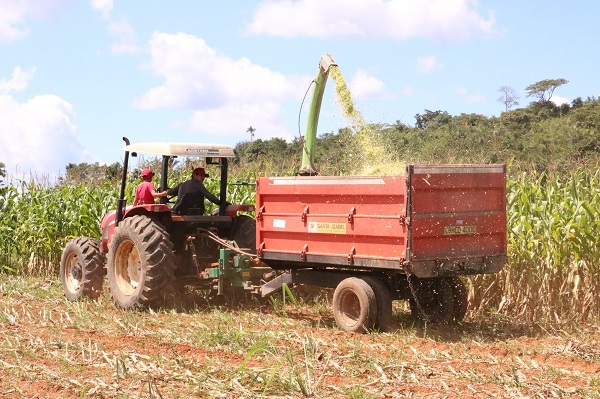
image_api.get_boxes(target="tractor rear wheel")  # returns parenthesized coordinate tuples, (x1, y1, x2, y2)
(60, 237, 105, 300)
(332, 277, 377, 333)
(107, 215, 176, 308)
(231, 215, 256, 253)
(409, 277, 455, 324)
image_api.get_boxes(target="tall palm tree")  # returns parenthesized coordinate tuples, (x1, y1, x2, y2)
(246, 126, 256, 142)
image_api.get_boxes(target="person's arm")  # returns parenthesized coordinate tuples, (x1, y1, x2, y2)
(151, 189, 168, 198)
(200, 184, 221, 205)
(132, 184, 141, 206)
(167, 184, 181, 197)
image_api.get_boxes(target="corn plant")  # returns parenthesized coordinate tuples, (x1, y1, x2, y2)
(0, 175, 117, 275)
(471, 168, 600, 323)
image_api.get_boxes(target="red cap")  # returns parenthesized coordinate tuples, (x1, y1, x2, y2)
(141, 168, 154, 178)
(193, 167, 209, 177)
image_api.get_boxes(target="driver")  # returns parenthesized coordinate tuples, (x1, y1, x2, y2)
(168, 167, 221, 215)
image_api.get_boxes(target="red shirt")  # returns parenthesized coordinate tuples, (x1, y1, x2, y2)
(135, 181, 157, 205)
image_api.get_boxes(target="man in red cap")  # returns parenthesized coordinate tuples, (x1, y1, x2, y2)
(133, 168, 168, 206)
(167, 167, 222, 215)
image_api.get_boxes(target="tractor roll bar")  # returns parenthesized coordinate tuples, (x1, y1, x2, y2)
(116, 136, 131, 225)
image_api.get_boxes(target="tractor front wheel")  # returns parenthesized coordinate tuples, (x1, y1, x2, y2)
(107, 215, 176, 308)
(60, 237, 106, 300)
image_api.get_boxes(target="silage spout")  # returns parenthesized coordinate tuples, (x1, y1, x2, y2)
(299, 54, 337, 176)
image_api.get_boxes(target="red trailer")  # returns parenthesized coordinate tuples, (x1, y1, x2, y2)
(257, 164, 507, 332)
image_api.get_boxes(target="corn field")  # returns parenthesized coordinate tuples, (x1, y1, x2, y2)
(471, 168, 600, 323)
(0, 177, 117, 275)
(0, 168, 598, 324)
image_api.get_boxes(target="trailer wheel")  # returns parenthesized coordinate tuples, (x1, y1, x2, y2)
(231, 215, 256, 253)
(447, 276, 468, 322)
(362, 277, 393, 332)
(409, 277, 454, 324)
(333, 277, 377, 333)
(107, 215, 176, 308)
(60, 237, 106, 300)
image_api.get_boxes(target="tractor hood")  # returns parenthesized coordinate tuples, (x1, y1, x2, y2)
(123, 142, 235, 158)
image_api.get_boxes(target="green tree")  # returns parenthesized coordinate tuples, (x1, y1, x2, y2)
(414, 110, 451, 129)
(525, 78, 568, 102)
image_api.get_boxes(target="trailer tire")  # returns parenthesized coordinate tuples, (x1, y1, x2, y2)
(447, 276, 468, 322)
(363, 277, 393, 332)
(409, 277, 454, 324)
(107, 215, 176, 308)
(60, 237, 106, 300)
(333, 277, 377, 333)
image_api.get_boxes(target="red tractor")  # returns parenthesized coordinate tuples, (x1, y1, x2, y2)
(60, 139, 259, 308)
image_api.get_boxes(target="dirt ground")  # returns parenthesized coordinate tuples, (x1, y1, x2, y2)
(0, 277, 598, 398)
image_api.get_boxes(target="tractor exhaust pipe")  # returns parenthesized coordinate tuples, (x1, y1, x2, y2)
(299, 54, 337, 176)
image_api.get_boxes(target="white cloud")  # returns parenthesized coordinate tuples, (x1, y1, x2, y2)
(0, 68, 94, 178)
(90, 0, 113, 19)
(90, 0, 140, 55)
(402, 86, 417, 96)
(551, 95, 569, 106)
(107, 17, 141, 55)
(247, 0, 497, 42)
(349, 69, 385, 99)
(456, 86, 485, 104)
(0, 2, 30, 42)
(415, 55, 443, 74)
(134, 32, 309, 140)
(190, 102, 293, 141)
(0, 0, 71, 43)
(0, 66, 36, 94)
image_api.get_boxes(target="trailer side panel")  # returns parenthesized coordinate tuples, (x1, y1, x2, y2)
(256, 176, 408, 269)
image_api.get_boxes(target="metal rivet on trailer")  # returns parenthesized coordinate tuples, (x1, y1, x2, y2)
(301, 206, 309, 223)
(348, 207, 356, 224)
(347, 247, 355, 264)
(301, 244, 309, 261)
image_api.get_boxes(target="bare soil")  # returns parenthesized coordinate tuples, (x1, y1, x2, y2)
(0, 277, 598, 398)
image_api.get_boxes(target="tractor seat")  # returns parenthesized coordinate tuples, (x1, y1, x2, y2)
(171, 192, 205, 215)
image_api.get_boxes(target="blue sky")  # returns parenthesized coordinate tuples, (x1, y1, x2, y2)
(1, 0, 598, 179)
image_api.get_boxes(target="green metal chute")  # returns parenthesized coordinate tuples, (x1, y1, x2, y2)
(299, 54, 337, 176)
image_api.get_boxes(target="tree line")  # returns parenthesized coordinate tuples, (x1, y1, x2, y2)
(235, 93, 599, 176)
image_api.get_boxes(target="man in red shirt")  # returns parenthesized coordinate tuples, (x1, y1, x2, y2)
(133, 169, 167, 206)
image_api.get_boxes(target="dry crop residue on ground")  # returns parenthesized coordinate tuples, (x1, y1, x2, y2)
(0, 277, 598, 398)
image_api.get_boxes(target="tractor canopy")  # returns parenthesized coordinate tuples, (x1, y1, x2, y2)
(115, 139, 237, 227)
(122, 142, 235, 158)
